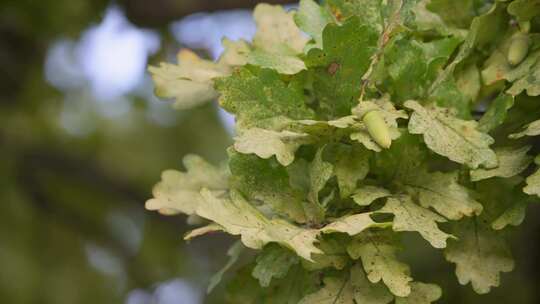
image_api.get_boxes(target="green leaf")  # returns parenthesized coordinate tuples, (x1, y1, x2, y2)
(444, 218, 515, 294)
(351, 264, 394, 304)
(381, 36, 461, 102)
(334, 145, 370, 198)
(508, 0, 540, 22)
(252, 244, 300, 287)
(198, 189, 322, 261)
(327, 0, 417, 32)
(395, 282, 442, 304)
(478, 93, 515, 133)
(267, 265, 320, 304)
(309, 147, 334, 208)
(405, 100, 498, 169)
(411, 0, 468, 37)
(303, 236, 349, 271)
(294, 0, 335, 50)
(429, 2, 508, 93)
(233, 128, 313, 166)
(352, 186, 392, 206)
(380, 195, 454, 249)
(373, 133, 429, 182)
(149, 49, 230, 109)
(426, 0, 477, 29)
(215, 66, 314, 128)
(470, 146, 533, 181)
(227, 264, 318, 304)
(229, 152, 307, 223)
(476, 178, 530, 230)
(208, 241, 244, 293)
(306, 17, 378, 118)
(347, 231, 412, 297)
(429, 78, 471, 118)
(145, 155, 229, 215)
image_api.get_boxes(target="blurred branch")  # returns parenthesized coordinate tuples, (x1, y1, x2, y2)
(120, 0, 297, 27)
(13, 143, 186, 287)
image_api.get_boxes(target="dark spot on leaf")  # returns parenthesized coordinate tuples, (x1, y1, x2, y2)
(328, 62, 340, 75)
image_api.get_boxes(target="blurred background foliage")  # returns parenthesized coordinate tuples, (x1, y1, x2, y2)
(0, 0, 539, 303)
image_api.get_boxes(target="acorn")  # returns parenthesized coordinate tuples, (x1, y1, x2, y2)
(363, 110, 391, 149)
(507, 32, 529, 66)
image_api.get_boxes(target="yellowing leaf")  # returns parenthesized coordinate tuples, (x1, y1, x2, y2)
(404, 169, 483, 220)
(218, 38, 250, 66)
(395, 282, 442, 304)
(198, 189, 322, 261)
(524, 167, 540, 197)
(299, 274, 354, 304)
(507, 60, 540, 97)
(321, 213, 390, 236)
(145, 155, 229, 215)
(184, 223, 223, 241)
(221, 5, 310, 75)
(470, 146, 532, 181)
(352, 186, 391, 207)
(253, 4, 308, 54)
(444, 218, 515, 294)
(245, 50, 306, 74)
(149, 49, 230, 109)
(492, 201, 528, 230)
(509, 119, 540, 138)
(380, 196, 454, 249)
(233, 128, 313, 166)
(405, 100, 497, 169)
(347, 231, 412, 297)
(294, 0, 335, 50)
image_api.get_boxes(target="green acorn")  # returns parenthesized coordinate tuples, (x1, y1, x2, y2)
(507, 32, 529, 66)
(363, 110, 391, 149)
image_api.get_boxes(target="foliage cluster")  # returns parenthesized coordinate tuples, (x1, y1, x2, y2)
(147, 0, 540, 302)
